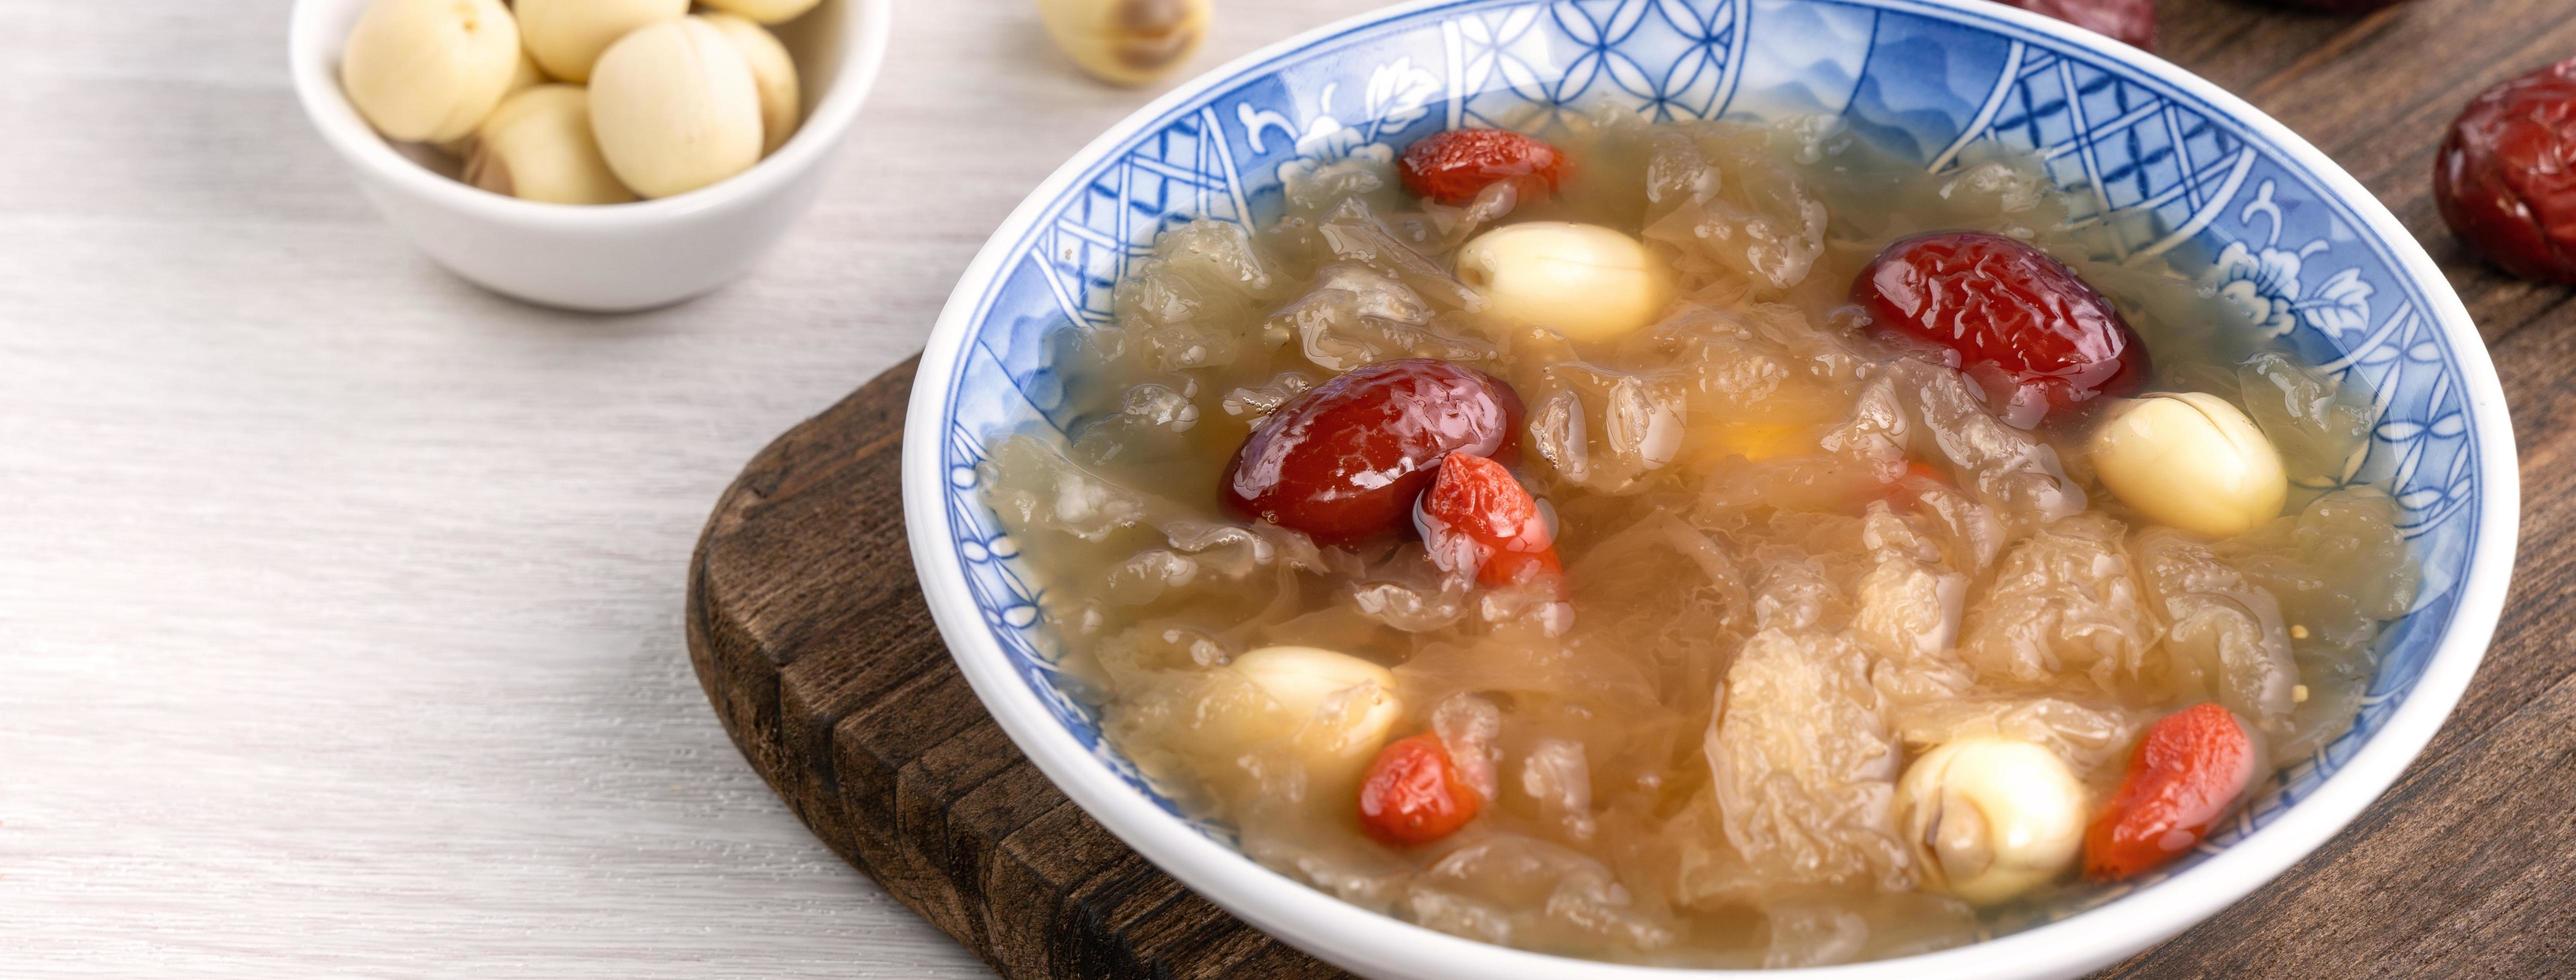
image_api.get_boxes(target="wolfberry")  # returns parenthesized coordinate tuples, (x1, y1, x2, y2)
(1853, 231, 2148, 426)
(1397, 129, 1566, 206)
(1416, 453, 1561, 588)
(1357, 733, 1482, 846)
(2085, 703, 2258, 880)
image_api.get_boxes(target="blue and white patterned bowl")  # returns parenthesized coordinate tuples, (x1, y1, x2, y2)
(902, 1, 2518, 975)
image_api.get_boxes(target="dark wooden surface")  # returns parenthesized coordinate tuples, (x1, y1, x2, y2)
(686, 356, 1340, 979)
(684, 1, 2576, 975)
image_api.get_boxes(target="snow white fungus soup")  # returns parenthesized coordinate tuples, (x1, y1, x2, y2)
(977, 114, 2417, 968)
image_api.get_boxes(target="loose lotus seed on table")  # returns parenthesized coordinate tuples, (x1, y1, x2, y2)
(1037, 0, 1213, 87)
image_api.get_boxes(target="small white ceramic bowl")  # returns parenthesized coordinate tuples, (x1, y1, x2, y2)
(288, 0, 891, 312)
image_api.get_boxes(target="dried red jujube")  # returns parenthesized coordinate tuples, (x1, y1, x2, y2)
(2436, 59, 2576, 283)
(1222, 358, 1523, 544)
(1852, 231, 2148, 425)
(1397, 129, 1566, 206)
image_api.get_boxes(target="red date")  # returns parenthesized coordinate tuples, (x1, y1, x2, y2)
(1222, 358, 1523, 544)
(2436, 59, 2576, 283)
(1989, 0, 2155, 51)
(1853, 231, 2148, 425)
(1398, 129, 1566, 206)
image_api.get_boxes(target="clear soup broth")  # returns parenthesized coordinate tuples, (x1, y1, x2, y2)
(978, 113, 2416, 968)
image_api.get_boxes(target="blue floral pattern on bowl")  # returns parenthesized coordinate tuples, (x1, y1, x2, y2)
(930, 0, 2490, 928)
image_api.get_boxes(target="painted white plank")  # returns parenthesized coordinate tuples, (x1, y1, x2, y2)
(0, 1, 1390, 975)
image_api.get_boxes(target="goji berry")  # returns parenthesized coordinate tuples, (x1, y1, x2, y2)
(1357, 733, 1482, 846)
(1416, 452, 1561, 588)
(2085, 703, 2257, 880)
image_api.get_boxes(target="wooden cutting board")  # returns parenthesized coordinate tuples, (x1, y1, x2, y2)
(683, 2, 2576, 974)
(685, 358, 1336, 978)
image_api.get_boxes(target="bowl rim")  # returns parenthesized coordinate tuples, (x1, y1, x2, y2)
(285, 0, 893, 227)
(903, 1, 2521, 976)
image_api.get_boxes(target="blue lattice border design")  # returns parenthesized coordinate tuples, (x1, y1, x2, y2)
(924, 0, 2499, 947)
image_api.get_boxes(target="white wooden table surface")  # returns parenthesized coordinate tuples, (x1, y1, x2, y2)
(0, 2, 1386, 975)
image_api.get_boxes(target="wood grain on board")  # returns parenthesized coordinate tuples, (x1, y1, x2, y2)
(683, 1, 2576, 975)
